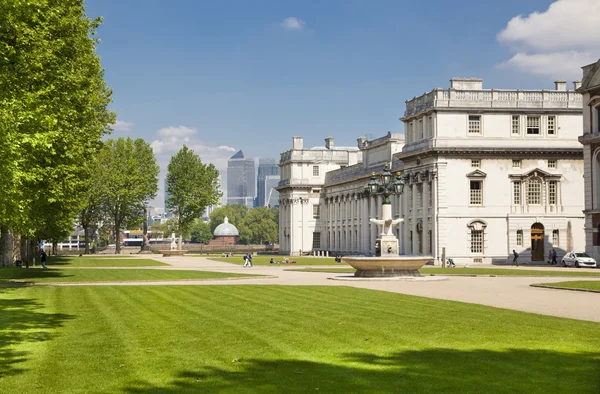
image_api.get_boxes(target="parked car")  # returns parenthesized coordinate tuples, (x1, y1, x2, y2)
(561, 252, 597, 268)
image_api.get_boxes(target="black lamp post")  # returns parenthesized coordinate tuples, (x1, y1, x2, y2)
(366, 163, 405, 203)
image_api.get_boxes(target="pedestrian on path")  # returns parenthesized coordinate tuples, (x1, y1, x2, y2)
(512, 250, 519, 267)
(243, 253, 253, 267)
(547, 250, 552, 264)
(551, 249, 558, 265)
(40, 249, 48, 269)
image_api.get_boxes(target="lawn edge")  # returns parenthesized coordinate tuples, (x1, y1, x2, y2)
(530, 284, 600, 293)
(1, 275, 277, 287)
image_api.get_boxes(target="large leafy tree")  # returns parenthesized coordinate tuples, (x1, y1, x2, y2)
(189, 219, 212, 244)
(166, 146, 221, 249)
(0, 0, 115, 266)
(240, 207, 278, 244)
(96, 138, 159, 254)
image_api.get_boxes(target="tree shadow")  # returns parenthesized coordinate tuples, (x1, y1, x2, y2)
(0, 268, 72, 285)
(0, 288, 74, 378)
(123, 348, 600, 393)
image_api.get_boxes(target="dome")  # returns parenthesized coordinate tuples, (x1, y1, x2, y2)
(214, 217, 239, 237)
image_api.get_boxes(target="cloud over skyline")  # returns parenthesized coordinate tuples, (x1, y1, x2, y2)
(280, 17, 306, 31)
(111, 120, 134, 133)
(497, 0, 600, 80)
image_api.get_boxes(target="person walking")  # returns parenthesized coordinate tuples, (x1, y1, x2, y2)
(551, 249, 558, 265)
(547, 250, 553, 264)
(40, 248, 48, 269)
(243, 253, 251, 267)
(512, 249, 519, 267)
(248, 253, 253, 267)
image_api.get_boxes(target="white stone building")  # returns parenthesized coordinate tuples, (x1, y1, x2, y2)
(578, 58, 600, 261)
(277, 137, 362, 255)
(399, 78, 585, 264)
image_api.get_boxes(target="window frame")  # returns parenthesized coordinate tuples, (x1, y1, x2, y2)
(512, 159, 521, 169)
(548, 181, 557, 205)
(513, 181, 521, 205)
(471, 159, 481, 168)
(516, 230, 523, 247)
(547, 159, 557, 169)
(312, 204, 320, 219)
(470, 230, 483, 254)
(312, 232, 321, 249)
(547, 115, 556, 136)
(526, 115, 541, 135)
(527, 177, 542, 205)
(312, 165, 320, 177)
(552, 229, 559, 247)
(469, 180, 483, 206)
(511, 115, 520, 136)
(468, 115, 482, 135)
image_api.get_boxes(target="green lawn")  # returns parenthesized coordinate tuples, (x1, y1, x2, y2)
(209, 255, 346, 266)
(288, 267, 600, 277)
(0, 268, 259, 283)
(0, 285, 597, 393)
(534, 280, 600, 292)
(47, 256, 167, 267)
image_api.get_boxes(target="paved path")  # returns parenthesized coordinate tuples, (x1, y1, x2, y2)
(51, 255, 600, 323)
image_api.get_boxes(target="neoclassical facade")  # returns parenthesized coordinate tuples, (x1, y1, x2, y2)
(578, 59, 600, 261)
(279, 78, 586, 264)
(399, 78, 585, 264)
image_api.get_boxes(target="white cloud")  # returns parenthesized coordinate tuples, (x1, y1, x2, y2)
(149, 125, 236, 208)
(281, 17, 306, 31)
(112, 120, 134, 133)
(497, 0, 600, 79)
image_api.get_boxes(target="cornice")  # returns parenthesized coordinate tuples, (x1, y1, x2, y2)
(395, 147, 583, 160)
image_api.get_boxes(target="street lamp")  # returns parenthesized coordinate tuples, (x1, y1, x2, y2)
(366, 163, 405, 204)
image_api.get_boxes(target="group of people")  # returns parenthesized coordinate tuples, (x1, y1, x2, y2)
(512, 248, 559, 266)
(243, 253, 253, 267)
(268, 257, 295, 264)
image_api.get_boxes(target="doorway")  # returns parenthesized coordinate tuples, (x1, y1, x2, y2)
(531, 223, 544, 261)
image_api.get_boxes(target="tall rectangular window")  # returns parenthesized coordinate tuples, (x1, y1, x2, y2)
(428, 230, 432, 254)
(418, 119, 423, 139)
(312, 204, 320, 219)
(527, 179, 542, 205)
(513, 182, 521, 205)
(470, 180, 483, 205)
(547, 115, 556, 135)
(516, 230, 523, 247)
(428, 181, 433, 206)
(417, 184, 423, 208)
(408, 185, 413, 209)
(512, 115, 520, 135)
(468, 115, 481, 134)
(428, 115, 433, 137)
(526, 116, 540, 135)
(409, 231, 413, 254)
(548, 181, 557, 205)
(471, 230, 483, 253)
(552, 230, 559, 247)
(312, 166, 320, 176)
(312, 232, 321, 249)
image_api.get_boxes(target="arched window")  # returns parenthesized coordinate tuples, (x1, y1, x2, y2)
(468, 220, 487, 254)
(527, 177, 542, 205)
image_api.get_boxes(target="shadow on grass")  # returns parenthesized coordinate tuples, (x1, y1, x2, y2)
(0, 268, 72, 285)
(124, 349, 600, 393)
(0, 289, 74, 378)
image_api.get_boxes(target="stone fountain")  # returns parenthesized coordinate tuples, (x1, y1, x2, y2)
(343, 164, 433, 277)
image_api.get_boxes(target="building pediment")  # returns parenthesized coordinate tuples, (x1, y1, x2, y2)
(580, 58, 600, 92)
(509, 168, 561, 180)
(466, 169, 487, 178)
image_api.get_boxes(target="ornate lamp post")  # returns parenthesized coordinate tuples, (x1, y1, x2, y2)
(367, 163, 405, 256)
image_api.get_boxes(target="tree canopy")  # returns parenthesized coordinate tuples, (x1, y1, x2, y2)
(189, 220, 212, 244)
(240, 207, 278, 244)
(166, 145, 221, 249)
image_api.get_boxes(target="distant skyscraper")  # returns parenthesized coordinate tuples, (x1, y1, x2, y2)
(227, 150, 256, 208)
(257, 158, 280, 207)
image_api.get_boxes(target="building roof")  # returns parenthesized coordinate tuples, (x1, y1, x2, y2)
(230, 150, 245, 160)
(213, 217, 239, 237)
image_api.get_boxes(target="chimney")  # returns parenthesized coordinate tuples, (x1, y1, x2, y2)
(449, 77, 483, 90)
(554, 80, 566, 91)
(292, 136, 303, 150)
(325, 136, 334, 150)
(356, 137, 367, 149)
(573, 80, 582, 90)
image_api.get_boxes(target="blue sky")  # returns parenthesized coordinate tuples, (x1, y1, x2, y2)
(83, 0, 599, 206)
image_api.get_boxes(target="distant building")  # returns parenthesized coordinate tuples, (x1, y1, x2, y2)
(227, 150, 255, 208)
(257, 158, 280, 207)
(208, 217, 240, 245)
(578, 58, 600, 261)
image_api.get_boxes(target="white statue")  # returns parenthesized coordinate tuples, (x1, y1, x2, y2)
(170, 232, 177, 250)
(370, 203, 403, 236)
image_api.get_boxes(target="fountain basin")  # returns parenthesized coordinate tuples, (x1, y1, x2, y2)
(343, 256, 433, 277)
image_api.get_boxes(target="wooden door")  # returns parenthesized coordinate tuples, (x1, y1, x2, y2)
(531, 224, 544, 261)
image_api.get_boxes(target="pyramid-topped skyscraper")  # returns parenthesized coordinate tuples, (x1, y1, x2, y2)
(227, 150, 256, 208)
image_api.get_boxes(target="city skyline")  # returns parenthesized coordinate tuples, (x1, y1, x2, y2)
(83, 0, 600, 206)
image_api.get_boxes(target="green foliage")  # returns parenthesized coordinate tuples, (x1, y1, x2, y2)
(95, 138, 159, 253)
(189, 219, 212, 244)
(166, 146, 221, 244)
(0, 0, 115, 243)
(209, 205, 248, 234)
(239, 207, 278, 244)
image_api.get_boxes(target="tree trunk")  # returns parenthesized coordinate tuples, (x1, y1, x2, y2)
(20, 237, 30, 267)
(83, 225, 90, 254)
(52, 242, 58, 256)
(115, 220, 121, 254)
(0, 226, 14, 267)
(29, 239, 37, 266)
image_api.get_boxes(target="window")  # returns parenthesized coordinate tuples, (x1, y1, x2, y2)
(409, 231, 413, 254)
(527, 178, 542, 205)
(312, 232, 321, 249)
(548, 159, 557, 169)
(408, 185, 413, 209)
(548, 181, 557, 205)
(312, 204, 320, 219)
(428, 181, 433, 206)
(552, 230, 559, 247)
(471, 230, 483, 253)
(417, 184, 423, 208)
(428, 115, 433, 137)
(468, 115, 481, 134)
(526, 116, 540, 135)
(471, 159, 480, 168)
(418, 119, 423, 139)
(547, 116, 556, 135)
(511, 115, 520, 135)
(513, 181, 521, 205)
(516, 230, 523, 247)
(312, 166, 320, 176)
(428, 230, 432, 254)
(512, 159, 521, 168)
(470, 180, 483, 205)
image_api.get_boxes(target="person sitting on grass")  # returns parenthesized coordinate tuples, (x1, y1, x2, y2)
(269, 258, 276, 264)
(334, 255, 342, 263)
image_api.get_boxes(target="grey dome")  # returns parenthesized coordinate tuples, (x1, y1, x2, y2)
(214, 217, 239, 236)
